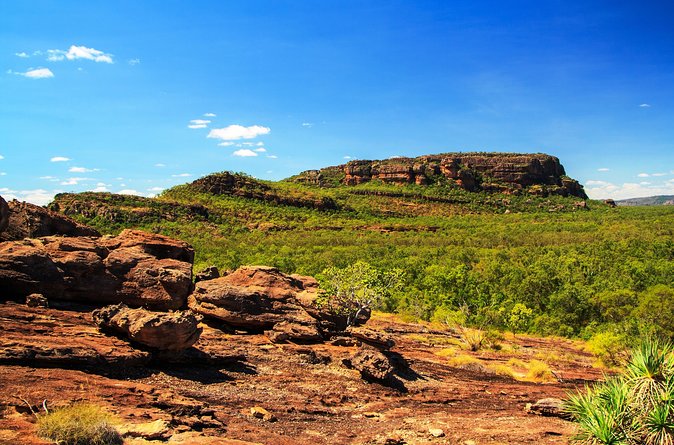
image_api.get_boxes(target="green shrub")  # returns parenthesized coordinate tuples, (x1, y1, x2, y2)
(587, 331, 629, 367)
(565, 338, 674, 444)
(37, 403, 122, 445)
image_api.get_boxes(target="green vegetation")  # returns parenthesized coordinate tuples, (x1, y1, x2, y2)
(37, 403, 122, 445)
(50, 172, 674, 340)
(565, 339, 674, 445)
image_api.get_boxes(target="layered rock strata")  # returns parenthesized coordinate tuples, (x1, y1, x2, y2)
(0, 229, 193, 310)
(293, 153, 587, 198)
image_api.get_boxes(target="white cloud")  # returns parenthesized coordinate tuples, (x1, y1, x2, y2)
(204, 113, 216, 117)
(0, 155, 4, 160)
(40, 176, 56, 180)
(640, 182, 651, 185)
(0, 172, 6, 176)
(171, 173, 191, 177)
(343, 156, 352, 159)
(68, 166, 99, 173)
(302, 122, 313, 128)
(60, 177, 91, 186)
(232, 149, 258, 157)
(128, 58, 140, 66)
(47, 45, 113, 63)
(148, 186, 164, 192)
(16, 68, 54, 79)
(0, 188, 58, 206)
(208, 124, 270, 141)
(69, 45, 113, 63)
(652, 173, 667, 177)
(267, 155, 278, 159)
(188, 124, 207, 129)
(241, 142, 255, 146)
(585, 180, 674, 200)
(254, 147, 267, 153)
(218, 142, 235, 147)
(118, 189, 139, 195)
(639, 103, 651, 108)
(15, 52, 29, 58)
(597, 168, 610, 172)
(50, 156, 71, 162)
(91, 185, 109, 192)
(256, 142, 265, 146)
(154, 163, 166, 167)
(638, 173, 650, 177)
(190, 119, 211, 125)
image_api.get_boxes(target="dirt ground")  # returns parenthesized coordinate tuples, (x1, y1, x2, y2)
(0, 305, 604, 444)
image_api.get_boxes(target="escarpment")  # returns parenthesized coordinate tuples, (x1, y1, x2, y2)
(292, 152, 587, 198)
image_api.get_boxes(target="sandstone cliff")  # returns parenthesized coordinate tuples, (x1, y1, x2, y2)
(291, 153, 587, 198)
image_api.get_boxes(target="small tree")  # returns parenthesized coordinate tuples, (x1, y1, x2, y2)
(319, 261, 404, 328)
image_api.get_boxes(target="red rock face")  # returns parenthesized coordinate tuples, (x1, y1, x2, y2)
(0, 229, 194, 310)
(296, 153, 587, 198)
(0, 198, 100, 241)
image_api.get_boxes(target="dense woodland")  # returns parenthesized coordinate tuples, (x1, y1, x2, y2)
(50, 173, 674, 350)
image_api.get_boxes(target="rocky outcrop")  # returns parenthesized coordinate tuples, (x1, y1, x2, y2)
(0, 302, 151, 368)
(0, 196, 9, 233)
(48, 192, 210, 225)
(195, 266, 220, 283)
(346, 347, 393, 381)
(0, 229, 193, 310)
(188, 266, 325, 342)
(0, 198, 100, 241)
(93, 304, 202, 351)
(292, 153, 587, 198)
(189, 172, 339, 211)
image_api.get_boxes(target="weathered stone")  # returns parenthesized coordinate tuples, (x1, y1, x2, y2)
(0, 302, 151, 368)
(188, 266, 323, 337)
(0, 196, 9, 233)
(25, 293, 48, 308)
(294, 153, 588, 198)
(249, 406, 276, 422)
(429, 428, 445, 437)
(265, 321, 322, 343)
(93, 304, 202, 351)
(0, 230, 193, 310)
(525, 398, 567, 418)
(120, 419, 171, 440)
(347, 347, 393, 381)
(195, 266, 220, 283)
(0, 199, 100, 241)
(348, 326, 395, 349)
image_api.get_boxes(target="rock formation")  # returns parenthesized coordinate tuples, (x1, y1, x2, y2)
(189, 172, 339, 210)
(188, 266, 325, 342)
(93, 303, 202, 351)
(346, 347, 394, 381)
(0, 196, 9, 233)
(0, 229, 193, 310)
(292, 153, 588, 198)
(0, 198, 100, 241)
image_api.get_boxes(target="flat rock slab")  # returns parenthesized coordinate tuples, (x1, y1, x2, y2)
(0, 302, 150, 368)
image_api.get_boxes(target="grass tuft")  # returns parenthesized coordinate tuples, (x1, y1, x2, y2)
(37, 403, 122, 445)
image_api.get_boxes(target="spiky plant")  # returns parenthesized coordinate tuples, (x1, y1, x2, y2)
(566, 338, 674, 445)
(624, 338, 674, 407)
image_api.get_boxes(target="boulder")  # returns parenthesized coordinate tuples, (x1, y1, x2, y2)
(265, 321, 323, 344)
(25, 293, 48, 308)
(93, 303, 202, 351)
(347, 347, 394, 381)
(195, 266, 220, 283)
(0, 230, 194, 310)
(348, 326, 395, 349)
(525, 398, 567, 418)
(0, 199, 100, 241)
(188, 266, 324, 337)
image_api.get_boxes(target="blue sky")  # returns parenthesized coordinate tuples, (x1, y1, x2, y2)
(1, 0, 673, 204)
